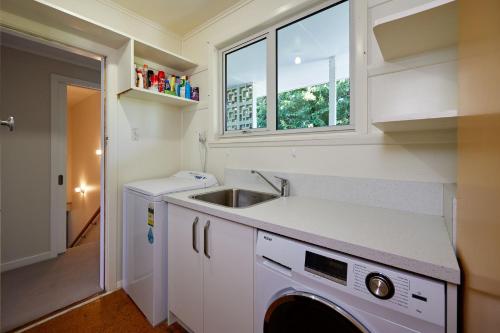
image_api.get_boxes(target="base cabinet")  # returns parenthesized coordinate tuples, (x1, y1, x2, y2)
(168, 204, 254, 333)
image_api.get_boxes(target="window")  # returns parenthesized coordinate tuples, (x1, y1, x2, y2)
(224, 38, 267, 132)
(222, 0, 351, 135)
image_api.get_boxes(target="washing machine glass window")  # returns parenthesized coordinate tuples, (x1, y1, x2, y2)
(264, 291, 369, 333)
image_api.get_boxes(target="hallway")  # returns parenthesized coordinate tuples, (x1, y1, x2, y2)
(1, 241, 101, 332)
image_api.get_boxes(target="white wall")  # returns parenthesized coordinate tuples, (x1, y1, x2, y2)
(115, 97, 183, 277)
(0, 46, 100, 269)
(180, 0, 457, 185)
(67, 91, 101, 246)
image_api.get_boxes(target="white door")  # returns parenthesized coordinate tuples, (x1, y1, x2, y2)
(203, 215, 254, 333)
(168, 205, 204, 333)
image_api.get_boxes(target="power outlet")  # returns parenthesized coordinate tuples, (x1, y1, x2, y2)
(131, 128, 139, 141)
(198, 131, 207, 144)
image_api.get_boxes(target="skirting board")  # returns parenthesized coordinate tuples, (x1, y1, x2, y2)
(1, 251, 54, 272)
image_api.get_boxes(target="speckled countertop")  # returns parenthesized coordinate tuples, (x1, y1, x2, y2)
(164, 186, 460, 284)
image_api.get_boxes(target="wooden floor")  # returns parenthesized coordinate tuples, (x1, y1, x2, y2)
(23, 289, 187, 333)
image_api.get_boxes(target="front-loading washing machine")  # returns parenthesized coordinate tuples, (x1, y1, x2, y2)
(255, 231, 447, 333)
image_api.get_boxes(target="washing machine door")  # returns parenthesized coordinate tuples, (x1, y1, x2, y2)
(264, 291, 369, 333)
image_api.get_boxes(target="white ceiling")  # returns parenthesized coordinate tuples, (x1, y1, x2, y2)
(67, 86, 100, 109)
(109, 0, 242, 36)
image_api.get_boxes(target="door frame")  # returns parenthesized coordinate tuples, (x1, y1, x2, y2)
(50, 74, 100, 256)
(3, 23, 119, 292)
(50, 75, 103, 288)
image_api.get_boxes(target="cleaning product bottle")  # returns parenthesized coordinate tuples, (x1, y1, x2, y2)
(142, 64, 148, 89)
(185, 80, 191, 99)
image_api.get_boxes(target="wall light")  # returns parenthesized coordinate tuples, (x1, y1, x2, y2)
(95, 149, 102, 156)
(75, 185, 86, 194)
(294, 56, 302, 65)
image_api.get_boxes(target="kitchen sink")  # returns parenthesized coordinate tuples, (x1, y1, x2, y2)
(191, 188, 279, 208)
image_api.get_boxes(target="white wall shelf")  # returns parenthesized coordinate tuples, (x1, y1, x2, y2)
(134, 40, 197, 72)
(373, 110, 457, 132)
(373, 0, 458, 60)
(118, 87, 199, 107)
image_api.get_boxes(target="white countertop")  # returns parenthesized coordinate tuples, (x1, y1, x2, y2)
(164, 186, 460, 284)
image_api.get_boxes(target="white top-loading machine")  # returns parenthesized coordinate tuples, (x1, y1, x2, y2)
(123, 171, 217, 326)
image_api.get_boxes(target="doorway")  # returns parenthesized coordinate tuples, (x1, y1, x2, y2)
(0, 31, 105, 332)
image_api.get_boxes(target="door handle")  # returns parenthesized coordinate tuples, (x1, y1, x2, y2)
(192, 217, 199, 253)
(204, 220, 211, 259)
(1, 116, 14, 131)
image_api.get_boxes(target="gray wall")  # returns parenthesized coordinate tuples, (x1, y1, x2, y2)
(0, 46, 100, 268)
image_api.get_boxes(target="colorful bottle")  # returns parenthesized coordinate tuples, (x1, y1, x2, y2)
(185, 80, 191, 99)
(142, 64, 148, 89)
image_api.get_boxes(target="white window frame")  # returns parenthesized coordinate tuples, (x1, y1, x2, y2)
(219, 0, 356, 137)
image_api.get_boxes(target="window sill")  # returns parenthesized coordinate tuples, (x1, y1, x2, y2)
(208, 129, 457, 148)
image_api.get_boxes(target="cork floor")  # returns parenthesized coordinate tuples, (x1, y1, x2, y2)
(23, 289, 187, 333)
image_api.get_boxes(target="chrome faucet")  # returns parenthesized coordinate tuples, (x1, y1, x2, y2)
(251, 170, 290, 197)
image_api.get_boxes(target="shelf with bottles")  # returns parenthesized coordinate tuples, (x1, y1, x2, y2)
(117, 38, 200, 106)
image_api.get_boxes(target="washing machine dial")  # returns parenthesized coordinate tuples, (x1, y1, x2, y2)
(365, 273, 394, 300)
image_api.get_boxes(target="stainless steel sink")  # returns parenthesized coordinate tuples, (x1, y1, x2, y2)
(191, 188, 279, 208)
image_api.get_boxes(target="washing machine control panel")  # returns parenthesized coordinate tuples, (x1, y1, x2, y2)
(354, 259, 445, 327)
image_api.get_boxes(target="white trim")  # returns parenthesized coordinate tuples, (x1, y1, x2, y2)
(50, 74, 100, 259)
(1, 251, 53, 272)
(208, 130, 457, 148)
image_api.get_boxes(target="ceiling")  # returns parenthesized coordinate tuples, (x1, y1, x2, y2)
(67, 86, 100, 109)
(109, 0, 242, 36)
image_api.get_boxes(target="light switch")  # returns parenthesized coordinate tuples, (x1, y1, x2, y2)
(131, 128, 139, 141)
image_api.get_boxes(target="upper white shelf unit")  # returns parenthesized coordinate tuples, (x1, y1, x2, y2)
(134, 40, 197, 72)
(373, 110, 457, 132)
(373, 0, 458, 60)
(117, 38, 199, 106)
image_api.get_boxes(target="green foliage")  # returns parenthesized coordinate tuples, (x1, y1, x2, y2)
(255, 79, 350, 129)
(335, 79, 350, 126)
(256, 95, 267, 128)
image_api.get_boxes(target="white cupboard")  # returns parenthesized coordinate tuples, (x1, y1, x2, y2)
(168, 204, 254, 333)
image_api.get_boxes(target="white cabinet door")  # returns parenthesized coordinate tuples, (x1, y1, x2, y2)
(168, 205, 204, 333)
(202, 215, 254, 333)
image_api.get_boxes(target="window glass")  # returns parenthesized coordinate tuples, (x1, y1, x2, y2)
(276, 1, 350, 130)
(225, 39, 267, 132)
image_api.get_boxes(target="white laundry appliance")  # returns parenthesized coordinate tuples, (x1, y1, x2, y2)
(255, 231, 447, 333)
(123, 171, 217, 326)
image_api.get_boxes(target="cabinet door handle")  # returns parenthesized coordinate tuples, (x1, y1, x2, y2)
(204, 220, 211, 259)
(192, 217, 199, 253)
